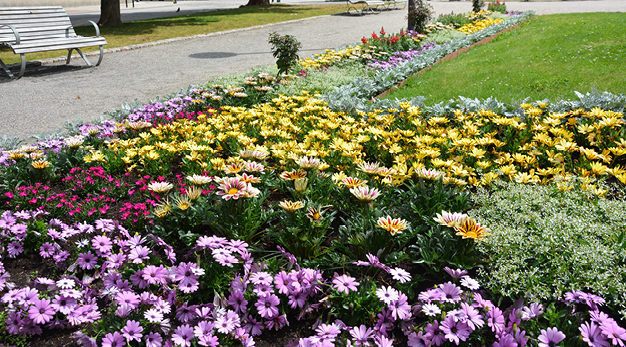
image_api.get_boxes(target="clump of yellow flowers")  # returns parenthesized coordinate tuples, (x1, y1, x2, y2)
(95, 94, 625, 197)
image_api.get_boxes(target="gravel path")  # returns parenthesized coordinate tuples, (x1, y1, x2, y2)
(1, 1, 624, 140)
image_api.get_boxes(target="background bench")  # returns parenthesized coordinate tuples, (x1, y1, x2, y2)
(0, 6, 107, 80)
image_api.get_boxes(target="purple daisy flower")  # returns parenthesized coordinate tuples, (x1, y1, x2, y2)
(91, 235, 113, 256)
(488, 307, 506, 337)
(249, 271, 273, 287)
(538, 327, 566, 347)
(437, 282, 462, 303)
(580, 321, 609, 347)
(255, 294, 280, 319)
(375, 286, 399, 305)
(494, 334, 518, 347)
(600, 320, 626, 347)
(332, 274, 359, 295)
(441, 315, 471, 345)
(228, 289, 248, 314)
(349, 325, 374, 345)
(145, 332, 163, 347)
(102, 331, 125, 347)
(115, 290, 140, 310)
(389, 293, 412, 320)
(76, 251, 98, 270)
(7, 241, 23, 258)
(172, 324, 194, 347)
(121, 320, 143, 342)
(28, 297, 56, 324)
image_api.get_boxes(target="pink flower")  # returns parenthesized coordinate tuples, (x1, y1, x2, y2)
(332, 274, 359, 295)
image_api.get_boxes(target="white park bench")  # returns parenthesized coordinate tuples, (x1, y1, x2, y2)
(0, 6, 107, 80)
(347, 0, 386, 15)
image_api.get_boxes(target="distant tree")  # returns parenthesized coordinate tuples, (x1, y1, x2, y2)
(99, 0, 122, 27)
(245, 0, 271, 6)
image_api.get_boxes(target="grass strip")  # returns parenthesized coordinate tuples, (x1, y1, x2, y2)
(382, 13, 626, 104)
(0, 4, 346, 64)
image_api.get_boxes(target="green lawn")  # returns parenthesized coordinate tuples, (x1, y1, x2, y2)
(0, 4, 346, 64)
(383, 13, 626, 104)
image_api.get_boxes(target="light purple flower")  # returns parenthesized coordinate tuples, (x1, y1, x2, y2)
(600, 320, 626, 347)
(91, 235, 113, 256)
(538, 327, 566, 347)
(255, 294, 280, 319)
(580, 321, 609, 347)
(390, 267, 411, 283)
(521, 302, 544, 320)
(145, 332, 163, 347)
(332, 274, 359, 295)
(493, 334, 518, 347)
(76, 251, 98, 270)
(172, 324, 194, 347)
(389, 293, 412, 320)
(228, 289, 248, 314)
(444, 267, 468, 279)
(349, 325, 374, 345)
(28, 297, 56, 324)
(121, 320, 143, 342)
(250, 271, 273, 286)
(437, 282, 462, 303)
(375, 286, 399, 305)
(441, 315, 471, 345)
(488, 307, 506, 337)
(102, 331, 125, 347)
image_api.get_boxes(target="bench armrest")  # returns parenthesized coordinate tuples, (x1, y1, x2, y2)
(65, 20, 101, 38)
(0, 24, 21, 45)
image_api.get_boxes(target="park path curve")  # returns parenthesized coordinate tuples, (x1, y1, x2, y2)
(0, 1, 625, 140)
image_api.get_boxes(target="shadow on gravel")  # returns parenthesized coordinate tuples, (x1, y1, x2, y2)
(0, 65, 87, 83)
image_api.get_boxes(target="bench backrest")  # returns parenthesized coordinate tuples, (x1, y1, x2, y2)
(0, 6, 77, 44)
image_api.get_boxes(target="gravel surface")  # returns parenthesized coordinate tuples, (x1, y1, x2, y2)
(1, 1, 624, 140)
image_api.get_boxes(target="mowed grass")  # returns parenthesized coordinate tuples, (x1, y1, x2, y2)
(383, 13, 626, 104)
(0, 4, 347, 64)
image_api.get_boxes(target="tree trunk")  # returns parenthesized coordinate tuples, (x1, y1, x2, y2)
(245, 0, 271, 6)
(98, 0, 122, 27)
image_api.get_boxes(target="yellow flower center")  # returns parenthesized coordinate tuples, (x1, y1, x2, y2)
(228, 188, 239, 195)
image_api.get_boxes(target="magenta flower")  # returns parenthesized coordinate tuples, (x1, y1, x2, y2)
(102, 331, 126, 347)
(580, 321, 609, 347)
(441, 315, 471, 345)
(121, 320, 143, 342)
(255, 294, 280, 319)
(274, 271, 292, 295)
(332, 274, 359, 295)
(172, 324, 194, 347)
(28, 297, 56, 324)
(460, 302, 484, 331)
(142, 264, 168, 285)
(538, 327, 566, 347)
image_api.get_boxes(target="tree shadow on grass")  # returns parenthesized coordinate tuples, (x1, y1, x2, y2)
(77, 4, 345, 38)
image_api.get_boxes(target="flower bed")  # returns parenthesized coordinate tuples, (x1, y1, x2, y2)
(0, 10, 626, 347)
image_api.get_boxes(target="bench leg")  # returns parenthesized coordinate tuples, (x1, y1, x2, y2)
(67, 48, 94, 67)
(0, 54, 25, 80)
(67, 48, 74, 65)
(95, 45, 104, 67)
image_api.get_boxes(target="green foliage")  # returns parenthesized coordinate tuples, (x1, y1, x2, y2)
(268, 32, 302, 77)
(472, 181, 626, 318)
(435, 12, 472, 28)
(327, 278, 384, 326)
(421, 28, 468, 45)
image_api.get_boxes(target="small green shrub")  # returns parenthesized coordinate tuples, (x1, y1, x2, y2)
(487, 0, 507, 13)
(407, 0, 434, 34)
(268, 32, 302, 77)
(471, 180, 626, 317)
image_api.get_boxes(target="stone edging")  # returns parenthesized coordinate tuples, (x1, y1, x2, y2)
(39, 14, 335, 65)
(374, 17, 534, 100)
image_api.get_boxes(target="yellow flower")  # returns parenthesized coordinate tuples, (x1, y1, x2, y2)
(453, 217, 489, 241)
(279, 200, 305, 212)
(173, 196, 192, 210)
(31, 159, 51, 169)
(280, 169, 307, 180)
(294, 178, 308, 193)
(377, 216, 408, 235)
(340, 177, 367, 189)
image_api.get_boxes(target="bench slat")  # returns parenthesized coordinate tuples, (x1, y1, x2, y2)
(9, 37, 107, 54)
